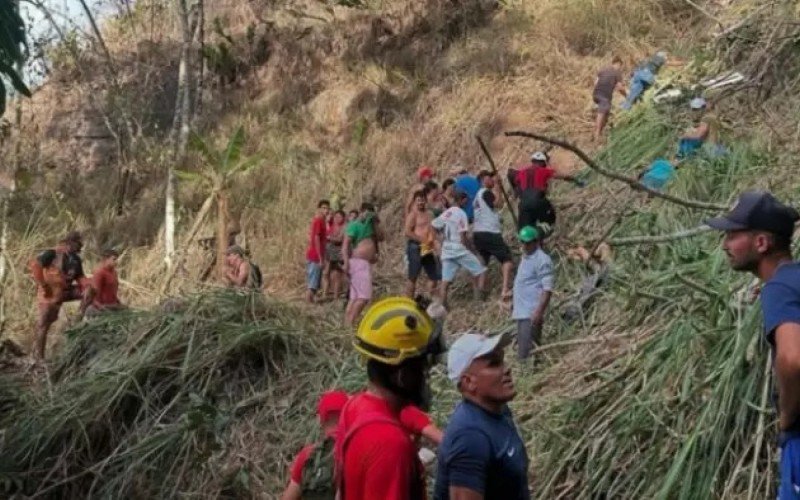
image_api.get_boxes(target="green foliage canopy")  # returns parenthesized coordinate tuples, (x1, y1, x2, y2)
(0, 1, 31, 114)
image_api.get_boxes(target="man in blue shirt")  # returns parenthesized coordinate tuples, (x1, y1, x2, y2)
(435, 332, 530, 500)
(707, 191, 800, 499)
(453, 168, 480, 223)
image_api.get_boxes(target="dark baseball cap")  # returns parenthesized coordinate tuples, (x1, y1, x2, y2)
(705, 191, 799, 238)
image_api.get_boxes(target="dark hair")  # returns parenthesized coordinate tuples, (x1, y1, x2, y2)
(366, 359, 398, 388)
(361, 202, 375, 212)
(334, 210, 346, 218)
(477, 170, 493, 182)
(348, 209, 359, 217)
(101, 248, 120, 258)
(39, 249, 57, 267)
(424, 180, 438, 191)
(412, 189, 426, 201)
(454, 190, 469, 201)
(612, 56, 623, 65)
(318, 200, 330, 208)
(442, 178, 455, 190)
(771, 232, 793, 253)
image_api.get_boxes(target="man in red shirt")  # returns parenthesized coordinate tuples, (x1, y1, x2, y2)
(281, 390, 349, 500)
(306, 200, 330, 303)
(514, 151, 582, 194)
(336, 297, 445, 500)
(85, 248, 124, 317)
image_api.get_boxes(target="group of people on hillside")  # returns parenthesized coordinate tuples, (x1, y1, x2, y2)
(284, 188, 800, 500)
(29, 232, 122, 359)
(304, 155, 574, 360)
(282, 297, 529, 499)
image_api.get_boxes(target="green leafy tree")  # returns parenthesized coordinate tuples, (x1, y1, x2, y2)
(0, 1, 31, 113)
(160, 126, 260, 292)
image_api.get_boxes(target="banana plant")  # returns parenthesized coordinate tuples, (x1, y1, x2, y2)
(160, 126, 261, 293)
(0, 1, 31, 113)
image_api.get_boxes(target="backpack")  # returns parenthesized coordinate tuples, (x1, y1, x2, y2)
(300, 436, 337, 500)
(334, 410, 425, 500)
(247, 261, 263, 290)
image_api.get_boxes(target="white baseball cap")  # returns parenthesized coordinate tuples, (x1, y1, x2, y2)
(530, 151, 547, 162)
(447, 331, 511, 384)
(689, 97, 707, 110)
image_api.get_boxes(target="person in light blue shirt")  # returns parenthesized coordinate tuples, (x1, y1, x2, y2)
(511, 226, 554, 359)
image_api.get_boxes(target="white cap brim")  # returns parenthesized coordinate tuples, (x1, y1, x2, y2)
(447, 332, 511, 383)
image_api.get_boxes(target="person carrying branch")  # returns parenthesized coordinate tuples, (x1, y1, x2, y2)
(707, 191, 800, 499)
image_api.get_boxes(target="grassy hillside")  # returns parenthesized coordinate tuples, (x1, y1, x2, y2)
(2, 0, 800, 497)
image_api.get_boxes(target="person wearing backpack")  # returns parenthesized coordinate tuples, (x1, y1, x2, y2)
(335, 297, 445, 500)
(281, 390, 350, 500)
(224, 245, 262, 291)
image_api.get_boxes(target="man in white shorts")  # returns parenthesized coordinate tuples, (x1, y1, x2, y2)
(432, 190, 486, 307)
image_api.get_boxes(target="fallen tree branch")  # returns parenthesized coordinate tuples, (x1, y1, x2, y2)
(532, 331, 642, 354)
(476, 135, 518, 228)
(504, 131, 728, 211)
(608, 225, 714, 246)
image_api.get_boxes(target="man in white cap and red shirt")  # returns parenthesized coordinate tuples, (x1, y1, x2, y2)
(435, 331, 530, 499)
(706, 190, 800, 499)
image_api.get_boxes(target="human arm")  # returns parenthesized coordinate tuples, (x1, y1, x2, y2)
(774, 323, 800, 431)
(682, 121, 710, 141)
(444, 430, 492, 499)
(532, 257, 555, 325)
(312, 220, 325, 265)
(342, 233, 352, 272)
(279, 481, 301, 500)
(233, 261, 250, 287)
(400, 405, 443, 445)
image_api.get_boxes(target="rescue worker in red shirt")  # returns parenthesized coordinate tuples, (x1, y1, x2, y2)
(510, 152, 584, 233)
(30, 249, 64, 360)
(281, 390, 350, 500)
(335, 297, 445, 500)
(84, 248, 124, 317)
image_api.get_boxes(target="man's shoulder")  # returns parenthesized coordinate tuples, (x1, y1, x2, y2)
(765, 263, 800, 294)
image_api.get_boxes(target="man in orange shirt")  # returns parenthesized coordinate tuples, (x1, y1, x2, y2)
(31, 250, 64, 360)
(85, 248, 124, 317)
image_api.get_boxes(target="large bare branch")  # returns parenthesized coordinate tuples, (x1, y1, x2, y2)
(504, 131, 728, 211)
(608, 225, 714, 246)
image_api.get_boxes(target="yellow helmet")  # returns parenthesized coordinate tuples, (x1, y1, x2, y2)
(355, 297, 435, 365)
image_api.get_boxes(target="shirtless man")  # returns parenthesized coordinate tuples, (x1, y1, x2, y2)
(343, 203, 384, 326)
(405, 190, 441, 298)
(405, 166, 435, 215)
(224, 245, 260, 290)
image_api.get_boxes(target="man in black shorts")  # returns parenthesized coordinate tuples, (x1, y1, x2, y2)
(472, 170, 514, 300)
(404, 190, 441, 297)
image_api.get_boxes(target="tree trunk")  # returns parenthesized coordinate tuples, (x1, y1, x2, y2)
(160, 189, 217, 295)
(164, 166, 176, 268)
(216, 190, 229, 280)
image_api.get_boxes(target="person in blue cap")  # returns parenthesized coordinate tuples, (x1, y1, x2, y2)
(621, 51, 667, 110)
(707, 191, 800, 499)
(435, 331, 530, 500)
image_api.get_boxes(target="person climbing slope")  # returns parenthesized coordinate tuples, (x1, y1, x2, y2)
(405, 190, 441, 299)
(472, 170, 514, 301)
(306, 200, 330, 303)
(224, 245, 262, 290)
(29, 249, 63, 360)
(335, 297, 445, 500)
(84, 248, 125, 317)
(592, 56, 627, 141)
(343, 203, 384, 326)
(511, 152, 579, 233)
(707, 191, 800, 500)
(281, 390, 350, 500)
(432, 190, 486, 307)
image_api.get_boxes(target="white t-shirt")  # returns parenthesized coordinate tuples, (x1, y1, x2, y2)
(472, 187, 501, 234)
(432, 206, 470, 259)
